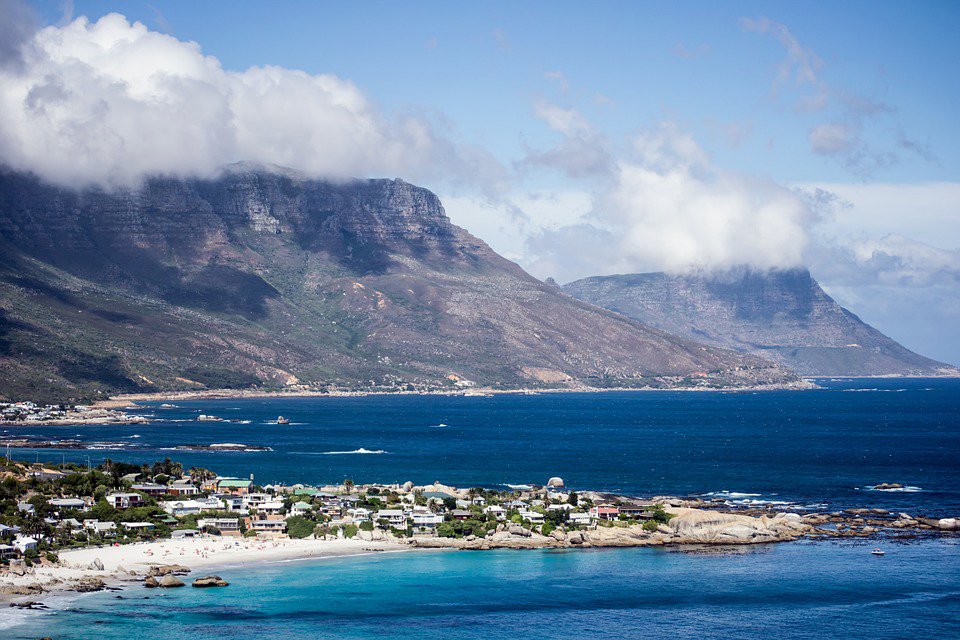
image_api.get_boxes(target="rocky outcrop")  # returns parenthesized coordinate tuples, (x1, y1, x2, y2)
(564, 269, 957, 377)
(157, 575, 185, 588)
(192, 576, 229, 588)
(0, 168, 801, 402)
(665, 508, 810, 544)
(69, 577, 106, 593)
(147, 564, 190, 577)
(0, 583, 44, 596)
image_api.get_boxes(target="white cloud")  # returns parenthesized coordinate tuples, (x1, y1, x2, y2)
(0, 12, 493, 189)
(809, 123, 857, 154)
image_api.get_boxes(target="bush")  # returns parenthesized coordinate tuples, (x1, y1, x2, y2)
(359, 520, 374, 532)
(285, 516, 315, 539)
(541, 522, 555, 536)
(436, 522, 456, 538)
(646, 504, 675, 525)
(45, 552, 59, 563)
(342, 524, 359, 538)
(642, 519, 659, 532)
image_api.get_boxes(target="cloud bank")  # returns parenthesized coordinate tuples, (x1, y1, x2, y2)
(0, 11, 493, 189)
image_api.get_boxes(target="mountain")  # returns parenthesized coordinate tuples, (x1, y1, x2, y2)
(0, 167, 802, 402)
(563, 269, 958, 377)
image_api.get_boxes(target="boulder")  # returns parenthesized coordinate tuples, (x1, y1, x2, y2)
(0, 584, 44, 596)
(938, 518, 958, 530)
(71, 577, 106, 593)
(192, 575, 229, 588)
(546, 477, 565, 489)
(566, 531, 583, 545)
(401, 481, 414, 492)
(148, 564, 190, 577)
(144, 576, 159, 588)
(87, 558, 104, 571)
(158, 575, 185, 588)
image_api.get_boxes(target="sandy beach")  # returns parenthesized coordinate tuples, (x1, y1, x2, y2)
(0, 535, 409, 604)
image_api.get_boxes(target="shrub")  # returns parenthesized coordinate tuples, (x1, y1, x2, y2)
(285, 516, 315, 539)
(642, 519, 659, 532)
(44, 552, 59, 563)
(541, 522, 555, 536)
(646, 504, 675, 525)
(342, 524, 359, 538)
(359, 520, 374, 532)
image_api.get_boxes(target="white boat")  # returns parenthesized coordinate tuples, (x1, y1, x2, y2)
(871, 548, 885, 556)
(276, 416, 290, 425)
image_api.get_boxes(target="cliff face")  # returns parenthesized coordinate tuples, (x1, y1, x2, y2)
(563, 269, 957, 377)
(0, 167, 799, 401)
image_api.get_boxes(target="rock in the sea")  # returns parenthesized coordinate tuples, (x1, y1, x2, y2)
(144, 576, 159, 588)
(0, 584, 44, 596)
(71, 577, 106, 593)
(158, 576, 185, 588)
(873, 483, 903, 490)
(192, 575, 229, 588)
(938, 518, 958, 530)
(148, 564, 190, 577)
(546, 477, 565, 489)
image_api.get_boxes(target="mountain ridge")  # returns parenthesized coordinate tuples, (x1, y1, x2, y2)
(0, 167, 802, 401)
(563, 268, 958, 377)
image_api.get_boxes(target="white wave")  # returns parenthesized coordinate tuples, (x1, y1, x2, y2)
(320, 448, 387, 455)
(866, 485, 923, 493)
(842, 388, 906, 393)
(429, 423, 449, 428)
(704, 491, 762, 499)
(504, 483, 533, 490)
(127, 435, 141, 439)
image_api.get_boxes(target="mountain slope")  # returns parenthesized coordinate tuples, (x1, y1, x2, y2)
(0, 167, 800, 401)
(563, 269, 957, 377)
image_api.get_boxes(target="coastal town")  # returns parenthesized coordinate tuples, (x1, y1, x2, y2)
(1, 455, 958, 605)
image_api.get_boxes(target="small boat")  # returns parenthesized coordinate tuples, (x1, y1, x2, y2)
(276, 416, 290, 425)
(871, 548, 885, 556)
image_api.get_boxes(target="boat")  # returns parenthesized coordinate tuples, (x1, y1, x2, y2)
(276, 416, 290, 425)
(871, 548, 885, 556)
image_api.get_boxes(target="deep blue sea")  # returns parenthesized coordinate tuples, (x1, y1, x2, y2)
(5, 378, 960, 514)
(3, 378, 959, 638)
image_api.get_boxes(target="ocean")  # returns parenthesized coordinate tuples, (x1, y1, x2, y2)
(5, 378, 960, 514)
(6, 541, 960, 639)
(3, 377, 959, 638)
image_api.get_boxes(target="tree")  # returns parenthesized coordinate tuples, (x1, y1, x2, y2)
(285, 516, 315, 539)
(568, 491, 579, 507)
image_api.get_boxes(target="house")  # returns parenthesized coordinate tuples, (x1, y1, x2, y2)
(568, 512, 591, 526)
(347, 507, 371, 522)
(242, 492, 272, 509)
(171, 529, 200, 538)
(131, 483, 168, 496)
(49, 498, 87, 510)
(411, 512, 444, 530)
(257, 501, 285, 515)
(169, 481, 199, 496)
(375, 509, 407, 528)
(58, 518, 84, 531)
(198, 517, 241, 534)
(547, 503, 574, 511)
(17, 501, 34, 513)
(218, 479, 253, 495)
(617, 504, 652, 519)
(504, 500, 528, 510)
(249, 516, 286, 534)
(290, 501, 312, 517)
(29, 468, 66, 482)
(13, 536, 37, 552)
(216, 494, 246, 513)
(122, 522, 155, 531)
(471, 496, 487, 506)
(589, 504, 620, 521)
(92, 522, 117, 535)
(106, 493, 142, 509)
(484, 505, 507, 520)
(162, 500, 207, 517)
(0, 523, 21, 535)
(518, 510, 544, 524)
(450, 509, 473, 521)
(0, 544, 16, 559)
(422, 491, 456, 503)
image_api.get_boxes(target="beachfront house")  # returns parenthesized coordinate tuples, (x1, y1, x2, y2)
(106, 493, 143, 509)
(568, 512, 591, 526)
(249, 516, 286, 534)
(618, 503, 653, 520)
(171, 529, 200, 539)
(218, 479, 253, 495)
(198, 517, 241, 535)
(92, 522, 117, 536)
(347, 507, 371, 522)
(122, 522, 155, 532)
(484, 505, 507, 520)
(375, 509, 407, 529)
(519, 510, 545, 524)
(0, 544, 16, 559)
(450, 509, 473, 521)
(411, 512, 444, 531)
(13, 536, 37, 552)
(589, 505, 620, 521)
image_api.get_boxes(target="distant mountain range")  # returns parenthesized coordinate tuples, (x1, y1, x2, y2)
(0, 166, 801, 401)
(563, 269, 958, 377)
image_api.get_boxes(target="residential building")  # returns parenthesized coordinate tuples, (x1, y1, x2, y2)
(131, 483, 168, 496)
(375, 509, 407, 528)
(218, 479, 253, 495)
(589, 504, 620, 521)
(519, 510, 544, 524)
(49, 498, 86, 510)
(484, 505, 507, 520)
(106, 493, 142, 509)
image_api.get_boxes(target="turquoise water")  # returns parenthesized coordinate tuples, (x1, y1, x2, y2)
(7, 541, 960, 639)
(7, 378, 960, 514)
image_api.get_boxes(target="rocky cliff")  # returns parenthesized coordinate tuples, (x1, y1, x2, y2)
(563, 269, 957, 377)
(0, 166, 801, 401)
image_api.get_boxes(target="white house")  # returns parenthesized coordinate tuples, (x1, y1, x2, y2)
(257, 501, 285, 515)
(411, 513, 444, 530)
(162, 500, 206, 517)
(347, 507, 372, 522)
(484, 505, 507, 520)
(49, 498, 87, 510)
(106, 493, 142, 509)
(13, 536, 37, 552)
(568, 512, 591, 526)
(518, 510, 544, 524)
(375, 509, 408, 528)
(290, 501, 312, 517)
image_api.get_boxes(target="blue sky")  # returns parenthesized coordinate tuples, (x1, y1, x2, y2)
(11, 1, 960, 364)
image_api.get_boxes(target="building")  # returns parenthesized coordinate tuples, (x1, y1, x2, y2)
(450, 509, 473, 521)
(518, 510, 544, 524)
(169, 481, 200, 496)
(49, 498, 87, 510)
(106, 493, 142, 509)
(290, 501, 312, 517)
(162, 500, 207, 517)
(132, 483, 168, 496)
(249, 516, 286, 534)
(411, 512, 444, 530)
(29, 468, 66, 482)
(122, 522, 155, 531)
(197, 517, 241, 535)
(568, 512, 591, 526)
(484, 505, 507, 520)
(375, 509, 408, 528)
(218, 479, 253, 495)
(216, 494, 246, 513)
(13, 536, 38, 552)
(589, 504, 620, 521)
(242, 492, 272, 509)
(257, 501, 285, 515)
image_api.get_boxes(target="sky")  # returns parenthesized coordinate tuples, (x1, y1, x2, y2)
(3, 0, 959, 364)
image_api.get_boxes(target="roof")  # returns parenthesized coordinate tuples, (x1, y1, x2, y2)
(218, 479, 253, 487)
(422, 491, 456, 500)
